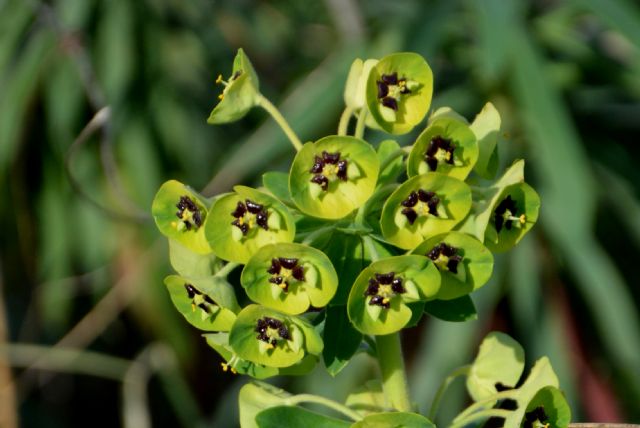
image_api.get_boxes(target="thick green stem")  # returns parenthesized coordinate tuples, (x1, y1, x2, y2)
(285, 393, 361, 421)
(214, 262, 239, 279)
(376, 333, 412, 412)
(337, 106, 354, 136)
(354, 108, 367, 139)
(256, 94, 303, 152)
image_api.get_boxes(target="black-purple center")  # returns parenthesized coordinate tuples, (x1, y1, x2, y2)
(376, 72, 411, 112)
(176, 196, 204, 231)
(425, 136, 455, 171)
(494, 195, 520, 233)
(255, 316, 291, 347)
(364, 272, 406, 309)
(184, 283, 216, 313)
(309, 151, 349, 191)
(267, 257, 305, 292)
(400, 189, 440, 225)
(230, 199, 269, 236)
(426, 243, 463, 274)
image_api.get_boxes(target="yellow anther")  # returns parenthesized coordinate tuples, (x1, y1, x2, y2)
(221, 362, 229, 372)
(191, 303, 196, 312)
(216, 74, 223, 84)
(382, 297, 390, 305)
(230, 367, 237, 374)
(171, 221, 177, 228)
(519, 214, 526, 224)
(279, 283, 287, 289)
(218, 93, 224, 100)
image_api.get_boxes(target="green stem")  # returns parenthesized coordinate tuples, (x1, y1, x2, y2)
(337, 106, 354, 136)
(354, 108, 367, 139)
(286, 393, 362, 421)
(452, 389, 519, 423)
(379, 148, 408, 173)
(300, 225, 335, 245)
(428, 365, 470, 420)
(256, 94, 303, 152)
(214, 262, 239, 279)
(362, 235, 380, 261)
(376, 333, 412, 412)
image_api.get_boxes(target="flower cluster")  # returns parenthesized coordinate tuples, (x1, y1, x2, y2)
(150, 48, 562, 427)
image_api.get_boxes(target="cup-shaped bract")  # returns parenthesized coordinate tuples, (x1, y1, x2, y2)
(381, 173, 472, 250)
(229, 305, 323, 368)
(152, 180, 211, 254)
(485, 182, 540, 253)
(412, 232, 493, 300)
(407, 117, 478, 180)
(207, 48, 260, 124)
(241, 243, 338, 314)
(164, 275, 239, 332)
(521, 386, 571, 428)
(347, 255, 440, 335)
(289, 136, 379, 219)
(205, 186, 295, 264)
(366, 52, 434, 135)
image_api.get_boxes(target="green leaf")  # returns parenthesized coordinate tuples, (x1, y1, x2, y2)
(256, 406, 351, 428)
(351, 411, 435, 428)
(238, 382, 292, 428)
(347, 256, 440, 335)
(376, 139, 405, 186)
(366, 52, 434, 135)
(407, 117, 478, 180)
(380, 173, 472, 250)
(168, 239, 217, 277)
(207, 48, 260, 124)
(289, 136, 380, 219)
(424, 295, 477, 322)
(412, 232, 494, 300)
(322, 233, 366, 305)
(152, 180, 211, 254)
(466, 332, 525, 402)
(263, 171, 294, 206)
(205, 186, 296, 264)
(164, 275, 238, 332)
(322, 305, 363, 376)
(469, 102, 501, 179)
(241, 243, 339, 314)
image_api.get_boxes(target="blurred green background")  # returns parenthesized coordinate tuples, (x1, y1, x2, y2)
(1, 0, 640, 426)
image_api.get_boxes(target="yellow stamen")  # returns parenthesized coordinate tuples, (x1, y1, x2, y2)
(218, 93, 224, 100)
(230, 367, 237, 374)
(191, 303, 196, 312)
(221, 362, 229, 372)
(382, 297, 390, 305)
(215, 74, 223, 84)
(279, 283, 287, 289)
(519, 214, 526, 224)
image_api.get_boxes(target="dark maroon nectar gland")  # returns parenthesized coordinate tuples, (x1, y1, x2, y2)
(267, 258, 305, 293)
(494, 195, 526, 233)
(183, 283, 216, 314)
(230, 199, 269, 236)
(175, 196, 204, 231)
(425, 136, 455, 171)
(309, 151, 349, 191)
(364, 272, 406, 309)
(376, 72, 411, 112)
(427, 243, 463, 274)
(255, 317, 291, 348)
(400, 189, 440, 225)
(523, 406, 550, 428)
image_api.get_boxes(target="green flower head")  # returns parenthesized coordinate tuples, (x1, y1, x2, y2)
(164, 275, 239, 332)
(407, 117, 478, 180)
(380, 173, 472, 250)
(485, 183, 540, 253)
(241, 243, 338, 315)
(229, 305, 323, 368)
(289, 136, 379, 219)
(347, 255, 440, 335)
(207, 48, 260, 124)
(205, 186, 295, 264)
(412, 232, 494, 300)
(344, 58, 379, 110)
(366, 52, 434, 135)
(152, 180, 211, 254)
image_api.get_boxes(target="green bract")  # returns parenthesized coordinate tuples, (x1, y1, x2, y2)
(164, 275, 239, 332)
(152, 180, 211, 254)
(351, 412, 435, 428)
(412, 232, 493, 300)
(241, 243, 338, 314)
(289, 136, 379, 219)
(366, 52, 433, 135)
(407, 117, 478, 180)
(347, 255, 440, 335)
(344, 58, 378, 110)
(229, 305, 322, 368)
(207, 48, 260, 124)
(465, 332, 525, 402)
(205, 186, 295, 264)
(380, 173, 472, 250)
(522, 386, 571, 428)
(485, 182, 540, 253)
(469, 102, 501, 179)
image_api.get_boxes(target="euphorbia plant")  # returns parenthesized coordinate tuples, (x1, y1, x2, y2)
(151, 49, 568, 427)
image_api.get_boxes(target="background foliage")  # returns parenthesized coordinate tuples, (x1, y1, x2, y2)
(1, 0, 639, 426)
